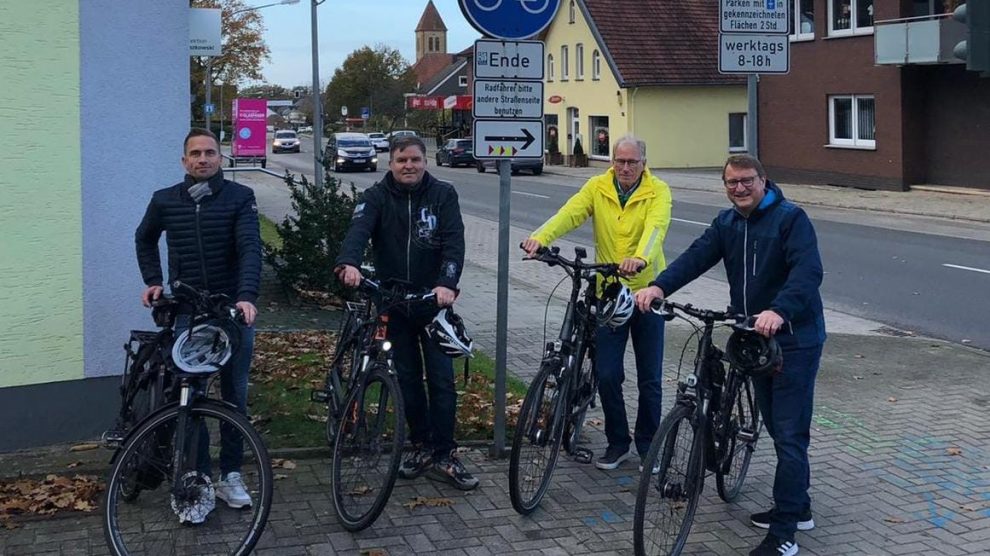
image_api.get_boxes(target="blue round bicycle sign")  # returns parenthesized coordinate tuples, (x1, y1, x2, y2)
(459, 0, 561, 40)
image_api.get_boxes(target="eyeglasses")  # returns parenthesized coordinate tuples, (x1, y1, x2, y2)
(723, 176, 760, 189)
(613, 159, 642, 168)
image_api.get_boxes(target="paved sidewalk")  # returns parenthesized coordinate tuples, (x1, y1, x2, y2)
(2, 168, 989, 555)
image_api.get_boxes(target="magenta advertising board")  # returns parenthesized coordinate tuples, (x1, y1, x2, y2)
(232, 98, 267, 157)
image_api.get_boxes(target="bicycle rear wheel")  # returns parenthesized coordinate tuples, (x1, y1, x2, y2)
(634, 404, 705, 556)
(509, 360, 569, 515)
(716, 373, 761, 502)
(103, 402, 273, 556)
(331, 364, 406, 531)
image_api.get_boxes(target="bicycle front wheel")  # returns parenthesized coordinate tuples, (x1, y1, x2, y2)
(103, 401, 273, 556)
(715, 373, 761, 502)
(331, 364, 406, 531)
(509, 360, 569, 515)
(634, 404, 705, 556)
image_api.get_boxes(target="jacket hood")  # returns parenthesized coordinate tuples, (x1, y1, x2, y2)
(734, 180, 785, 222)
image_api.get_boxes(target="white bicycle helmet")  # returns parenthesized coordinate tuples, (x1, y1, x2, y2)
(426, 308, 474, 358)
(172, 322, 235, 374)
(598, 281, 635, 329)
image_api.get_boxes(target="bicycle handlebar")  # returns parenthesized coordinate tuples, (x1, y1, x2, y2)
(649, 299, 750, 326)
(169, 280, 244, 323)
(358, 278, 438, 304)
(521, 243, 621, 278)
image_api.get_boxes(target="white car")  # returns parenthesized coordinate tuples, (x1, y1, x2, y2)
(367, 132, 389, 152)
(297, 126, 313, 134)
(271, 130, 300, 153)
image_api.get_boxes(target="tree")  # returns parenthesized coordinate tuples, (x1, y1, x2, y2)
(324, 45, 416, 130)
(239, 83, 293, 99)
(190, 0, 272, 121)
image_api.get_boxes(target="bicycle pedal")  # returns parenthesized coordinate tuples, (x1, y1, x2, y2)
(310, 389, 329, 403)
(102, 430, 125, 448)
(737, 429, 757, 442)
(573, 447, 593, 464)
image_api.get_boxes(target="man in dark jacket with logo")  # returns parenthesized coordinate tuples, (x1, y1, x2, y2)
(135, 128, 262, 522)
(334, 135, 476, 490)
(635, 155, 825, 556)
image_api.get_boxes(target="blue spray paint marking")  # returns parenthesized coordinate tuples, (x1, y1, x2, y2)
(582, 517, 598, 527)
(617, 476, 634, 487)
(601, 510, 622, 524)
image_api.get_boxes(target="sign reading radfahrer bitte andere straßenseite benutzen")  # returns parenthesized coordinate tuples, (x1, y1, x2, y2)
(473, 80, 544, 119)
(720, 0, 789, 35)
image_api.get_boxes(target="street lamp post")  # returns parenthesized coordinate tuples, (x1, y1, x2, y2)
(311, 0, 327, 188)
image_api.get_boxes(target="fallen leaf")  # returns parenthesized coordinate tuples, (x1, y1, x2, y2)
(69, 443, 99, 452)
(403, 496, 454, 510)
(66, 461, 83, 469)
(361, 550, 389, 556)
(281, 460, 297, 470)
(947, 447, 963, 456)
(348, 485, 374, 496)
(853, 376, 863, 380)
(588, 418, 603, 427)
(854, 354, 865, 359)
(887, 397, 897, 403)
(273, 474, 289, 480)
(884, 516, 906, 523)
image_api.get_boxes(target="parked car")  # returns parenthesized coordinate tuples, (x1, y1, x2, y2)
(324, 132, 378, 172)
(387, 130, 418, 140)
(436, 138, 475, 167)
(271, 130, 300, 153)
(297, 125, 313, 134)
(476, 156, 543, 176)
(367, 132, 389, 152)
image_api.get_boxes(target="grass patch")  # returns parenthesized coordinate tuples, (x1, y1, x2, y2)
(259, 214, 282, 250)
(249, 331, 529, 449)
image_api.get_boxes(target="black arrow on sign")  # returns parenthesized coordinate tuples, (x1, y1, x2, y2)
(484, 127, 535, 150)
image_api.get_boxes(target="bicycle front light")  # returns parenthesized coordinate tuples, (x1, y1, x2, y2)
(381, 340, 393, 352)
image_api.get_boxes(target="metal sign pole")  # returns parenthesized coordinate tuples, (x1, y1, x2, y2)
(491, 158, 511, 458)
(747, 74, 759, 158)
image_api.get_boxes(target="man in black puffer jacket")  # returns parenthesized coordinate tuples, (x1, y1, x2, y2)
(135, 128, 261, 521)
(334, 135, 476, 491)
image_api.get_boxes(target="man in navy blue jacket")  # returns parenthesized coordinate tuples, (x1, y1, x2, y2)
(635, 155, 825, 556)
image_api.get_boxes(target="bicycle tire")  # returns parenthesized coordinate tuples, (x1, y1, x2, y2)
(103, 401, 273, 556)
(715, 373, 761, 502)
(331, 364, 406, 531)
(325, 317, 363, 446)
(509, 360, 569, 515)
(634, 404, 705, 556)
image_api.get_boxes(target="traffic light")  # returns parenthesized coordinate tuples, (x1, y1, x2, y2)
(953, 0, 990, 74)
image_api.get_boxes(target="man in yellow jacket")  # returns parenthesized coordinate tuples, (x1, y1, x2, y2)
(522, 134, 672, 470)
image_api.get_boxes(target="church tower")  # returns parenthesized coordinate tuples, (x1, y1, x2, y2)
(415, 0, 448, 63)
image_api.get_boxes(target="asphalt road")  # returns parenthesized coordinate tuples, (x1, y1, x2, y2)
(253, 140, 990, 351)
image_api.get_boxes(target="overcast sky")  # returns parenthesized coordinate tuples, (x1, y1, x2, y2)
(252, 0, 481, 88)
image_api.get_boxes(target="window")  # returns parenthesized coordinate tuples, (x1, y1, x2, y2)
(592, 50, 601, 80)
(729, 113, 747, 152)
(569, 0, 576, 23)
(561, 45, 569, 80)
(458, 75, 467, 87)
(589, 116, 610, 159)
(789, 0, 815, 41)
(828, 0, 873, 36)
(576, 43, 585, 80)
(547, 54, 555, 81)
(829, 95, 876, 148)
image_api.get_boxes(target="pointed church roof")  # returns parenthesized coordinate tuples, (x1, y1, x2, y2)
(415, 0, 447, 32)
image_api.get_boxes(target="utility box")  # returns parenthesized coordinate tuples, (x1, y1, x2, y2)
(230, 98, 267, 168)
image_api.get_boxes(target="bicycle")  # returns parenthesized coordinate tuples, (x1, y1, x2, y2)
(474, 0, 552, 15)
(102, 281, 273, 556)
(633, 300, 763, 556)
(508, 245, 622, 515)
(311, 277, 436, 531)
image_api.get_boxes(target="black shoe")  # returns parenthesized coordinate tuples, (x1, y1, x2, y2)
(398, 445, 433, 479)
(594, 445, 631, 470)
(749, 533, 798, 556)
(427, 452, 479, 491)
(750, 508, 815, 531)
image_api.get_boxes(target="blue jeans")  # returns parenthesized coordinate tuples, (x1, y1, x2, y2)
(595, 309, 664, 457)
(388, 310, 457, 458)
(177, 315, 254, 478)
(751, 344, 822, 541)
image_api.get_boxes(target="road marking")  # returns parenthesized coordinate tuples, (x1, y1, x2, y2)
(942, 263, 990, 275)
(672, 217, 709, 227)
(513, 191, 549, 199)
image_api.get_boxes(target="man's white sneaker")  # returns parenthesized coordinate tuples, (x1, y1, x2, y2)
(216, 472, 253, 509)
(172, 473, 215, 525)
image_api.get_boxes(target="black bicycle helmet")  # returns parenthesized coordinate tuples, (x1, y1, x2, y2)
(426, 308, 474, 358)
(725, 329, 782, 379)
